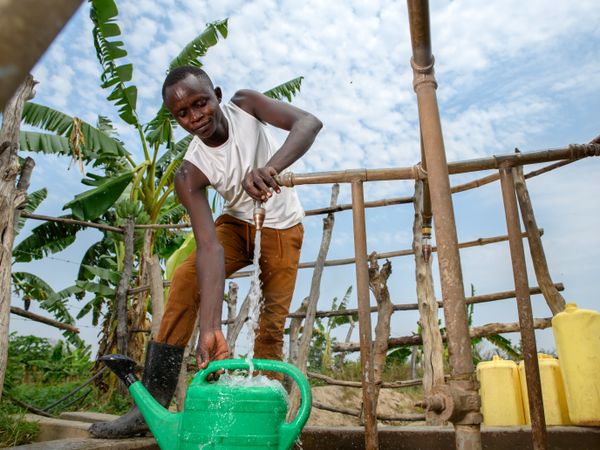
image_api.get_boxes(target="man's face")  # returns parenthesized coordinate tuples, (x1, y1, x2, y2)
(164, 74, 223, 140)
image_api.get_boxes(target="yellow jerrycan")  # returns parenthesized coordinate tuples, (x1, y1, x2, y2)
(518, 354, 570, 425)
(476, 356, 525, 426)
(552, 303, 600, 425)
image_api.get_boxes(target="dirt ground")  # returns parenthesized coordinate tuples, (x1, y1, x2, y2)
(307, 385, 426, 427)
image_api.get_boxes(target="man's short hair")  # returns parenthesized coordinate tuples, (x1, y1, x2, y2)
(162, 66, 213, 100)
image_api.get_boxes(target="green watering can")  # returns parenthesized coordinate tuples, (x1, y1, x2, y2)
(102, 355, 312, 450)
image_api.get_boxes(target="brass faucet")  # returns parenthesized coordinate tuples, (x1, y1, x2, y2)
(253, 200, 265, 230)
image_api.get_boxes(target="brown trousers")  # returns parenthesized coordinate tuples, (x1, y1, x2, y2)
(156, 214, 303, 362)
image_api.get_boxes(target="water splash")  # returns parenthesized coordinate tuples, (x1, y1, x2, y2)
(244, 229, 263, 375)
(217, 372, 288, 401)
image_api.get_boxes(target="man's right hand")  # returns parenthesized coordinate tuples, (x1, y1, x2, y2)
(196, 329, 229, 375)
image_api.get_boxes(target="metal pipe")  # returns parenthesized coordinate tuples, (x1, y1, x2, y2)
(253, 200, 265, 230)
(407, 1, 481, 448)
(275, 144, 600, 187)
(350, 180, 378, 450)
(499, 166, 548, 450)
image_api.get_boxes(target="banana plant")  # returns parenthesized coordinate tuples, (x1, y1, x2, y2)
(14, 0, 306, 361)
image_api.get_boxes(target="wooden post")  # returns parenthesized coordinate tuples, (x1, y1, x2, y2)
(225, 281, 238, 347)
(288, 297, 309, 366)
(368, 253, 394, 424)
(148, 253, 165, 340)
(412, 179, 445, 424)
(287, 184, 339, 420)
(513, 165, 565, 315)
(0, 0, 83, 109)
(115, 218, 134, 356)
(226, 292, 250, 353)
(0, 75, 35, 400)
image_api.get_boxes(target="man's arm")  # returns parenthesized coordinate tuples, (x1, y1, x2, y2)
(232, 89, 322, 202)
(174, 160, 229, 368)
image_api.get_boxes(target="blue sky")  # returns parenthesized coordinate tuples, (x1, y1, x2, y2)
(11, 0, 600, 358)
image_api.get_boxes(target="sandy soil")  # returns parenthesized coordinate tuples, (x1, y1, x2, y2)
(307, 385, 426, 427)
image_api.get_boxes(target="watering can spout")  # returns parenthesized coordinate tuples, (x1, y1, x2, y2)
(100, 354, 181, 449)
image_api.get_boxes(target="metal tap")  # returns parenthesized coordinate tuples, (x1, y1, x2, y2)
(253, 200, 265, 230)
(422, 225, 432, 262)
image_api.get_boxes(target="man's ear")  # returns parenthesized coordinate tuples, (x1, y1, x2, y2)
(214, 87, 223, 103)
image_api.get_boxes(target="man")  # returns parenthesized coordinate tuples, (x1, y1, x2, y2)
(91, 65, 322, 438)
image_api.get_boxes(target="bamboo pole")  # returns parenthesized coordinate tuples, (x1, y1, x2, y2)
(307, 371, 450, 389)
(132, 284, 562, 336)
(275, 144, 600, 187)
(10, 306, 79, 334)
(333, 317, 553, 353)
(0, 75, 36, 401)
(499, 166, 547, 450)
(312, 401, 426, 422)
(231, 230, 534, 279)
(289, 284, 560, 320)
(513, 165, 565, 315)
(288, 184, 339, 420)
(351, 179, 378, 449)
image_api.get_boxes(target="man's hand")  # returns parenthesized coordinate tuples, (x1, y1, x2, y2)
(242, 166, 280, 202)
(196, 329, 229, 377)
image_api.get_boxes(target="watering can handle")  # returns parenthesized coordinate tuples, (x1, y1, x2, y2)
(196, 359, 312, 449)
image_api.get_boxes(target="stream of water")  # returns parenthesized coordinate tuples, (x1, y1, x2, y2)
(243, 229, 263, 375)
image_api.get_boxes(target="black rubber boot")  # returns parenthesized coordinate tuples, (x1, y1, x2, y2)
(89, 341, 185, 439)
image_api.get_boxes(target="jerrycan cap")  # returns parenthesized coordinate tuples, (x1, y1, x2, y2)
(565, 303, 578, 312)
(476, 355, 516, 371)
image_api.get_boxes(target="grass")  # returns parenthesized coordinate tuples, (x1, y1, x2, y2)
(0, 403, 40, 448)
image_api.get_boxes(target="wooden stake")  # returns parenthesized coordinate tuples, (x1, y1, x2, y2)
(368, 253, 394, 424)
(115, 218, 134, 356)
(10, 306, 79, 334)
(0, 75, 35, 400)
(287, 184, 339, 420)
(412, 180, 445, 424)
(513, 165, 565, 315)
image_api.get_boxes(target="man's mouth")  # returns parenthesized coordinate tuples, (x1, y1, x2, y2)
(195, 120, 211, 134)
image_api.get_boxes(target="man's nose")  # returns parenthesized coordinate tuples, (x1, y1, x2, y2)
(190, 108, 202, 121)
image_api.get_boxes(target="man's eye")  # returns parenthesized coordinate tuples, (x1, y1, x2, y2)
(178, 110, 186, 118)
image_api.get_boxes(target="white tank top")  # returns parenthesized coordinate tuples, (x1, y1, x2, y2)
(183, 101, 304, 229)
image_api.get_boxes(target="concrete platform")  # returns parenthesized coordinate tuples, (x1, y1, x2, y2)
(11, 418, 600, 450)
(58, 412, 118, 424)
(301, 425, 600, 450)
(9, 437, 157, 450)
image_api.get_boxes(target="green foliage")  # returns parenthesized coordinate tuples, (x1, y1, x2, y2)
(11, 274, 83, 346)
(263, 76, 304, 102)
(5, 334, 92, 387)
(20, 102, 128, 164)
(309, 286, 355, 371)
(89, 0, 140, 126)
(12, 216, 83, 262)
(63, 170, 135, 220)
(15, 188, 47, 234)
(0, 406, 39, 448)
